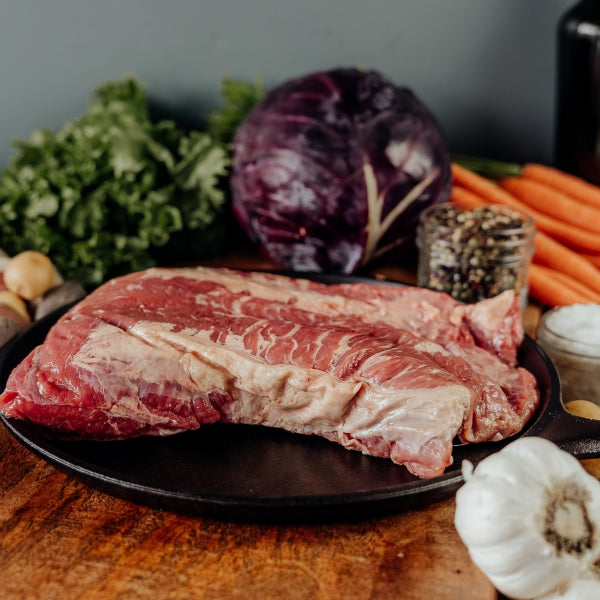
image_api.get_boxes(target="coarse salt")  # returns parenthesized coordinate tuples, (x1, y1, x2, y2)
(537, 303, 600, 406)
(542, 303, 600, 354)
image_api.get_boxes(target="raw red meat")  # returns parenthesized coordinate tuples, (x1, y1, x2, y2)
(0, 267, 539, 479)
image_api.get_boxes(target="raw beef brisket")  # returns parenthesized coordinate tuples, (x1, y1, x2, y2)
(0, 267, 539, 479)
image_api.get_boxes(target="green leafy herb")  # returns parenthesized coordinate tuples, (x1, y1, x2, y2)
(450, 153, 522, 179)
(207, 76, 264, 146)
(0, 76, 230, 288)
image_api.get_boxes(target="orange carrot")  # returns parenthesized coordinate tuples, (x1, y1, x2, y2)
(531, 263, 600, 303)
(520, 207, 600, 253)
(451, 163, 600, 302)
(450, 180, 600, 253)
(580, 253, 600, 269)
(452, 163, 600, 250)
(530, 217, 600, 254)
(533, 231, 600, 295)
(451, 163, 523, 206)
(501, 176, 600, 235)
(528, 264, 596, 306)
(521, 163, 600, 210)
(449, 186, 487, 210)
(450, 183, 600, 304)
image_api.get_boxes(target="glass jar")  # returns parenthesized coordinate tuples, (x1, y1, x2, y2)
(416, 203, 535, 309)
(537, 303, 600, 406)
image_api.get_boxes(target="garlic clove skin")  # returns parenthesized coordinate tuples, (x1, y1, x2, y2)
(456, 473, 585, 598)
(455, 437, 600, 600)
(454, 475, 544, 548)
(473, 436, 584, 491)
(536, 575, 600, 599)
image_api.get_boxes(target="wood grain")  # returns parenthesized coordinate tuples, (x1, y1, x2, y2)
(0, 253, 561, 600)
(0, 424, 496, 600)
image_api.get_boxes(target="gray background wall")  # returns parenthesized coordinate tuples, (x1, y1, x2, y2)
(0, 0, 577, 169)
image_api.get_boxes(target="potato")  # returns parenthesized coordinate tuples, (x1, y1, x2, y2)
(3, 251, 61, 301)
(0, 316, 21, 347)
(0, 290, 31, 325)
(0, 300, 30, 330)
(0, 254, 11, 274)
(0, 302, 29, 347)
(32, 281, 86, 320)
(564, 399, 600, 420)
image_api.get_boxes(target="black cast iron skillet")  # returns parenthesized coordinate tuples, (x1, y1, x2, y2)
(0, 274, 599, 522)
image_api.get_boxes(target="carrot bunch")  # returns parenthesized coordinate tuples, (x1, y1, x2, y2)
(450, 162, 600, 307)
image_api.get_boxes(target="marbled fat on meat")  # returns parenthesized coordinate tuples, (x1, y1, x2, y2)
(0, 267, 540, 479)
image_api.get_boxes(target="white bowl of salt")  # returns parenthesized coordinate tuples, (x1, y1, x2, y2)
(537, 303, 600, 407)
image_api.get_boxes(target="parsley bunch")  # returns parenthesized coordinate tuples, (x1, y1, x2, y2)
(0, 76, 246, 288)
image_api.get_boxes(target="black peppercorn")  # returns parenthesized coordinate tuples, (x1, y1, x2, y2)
(416, 203, 536, 306)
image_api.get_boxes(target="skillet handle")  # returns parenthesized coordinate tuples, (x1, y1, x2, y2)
(528, 407, 600, 460)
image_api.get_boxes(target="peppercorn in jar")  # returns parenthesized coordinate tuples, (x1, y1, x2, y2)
(416, 203, 535, 308)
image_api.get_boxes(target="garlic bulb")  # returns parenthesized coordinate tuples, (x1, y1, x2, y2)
(538, 575, 600, 599)
(454, 436, 600, 600)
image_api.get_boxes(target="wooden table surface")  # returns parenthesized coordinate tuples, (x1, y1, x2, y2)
(0, 251, 595, 600)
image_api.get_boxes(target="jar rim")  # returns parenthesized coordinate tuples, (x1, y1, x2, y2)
(420, 252, 535, 268)
(423, 236, 536, 250)
(419, 202, 536, 232)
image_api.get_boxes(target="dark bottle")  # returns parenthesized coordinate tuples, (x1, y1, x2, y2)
(555, 0, 600, 184)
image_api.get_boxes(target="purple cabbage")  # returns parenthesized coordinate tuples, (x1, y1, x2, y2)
(231, 68, 451, 273)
